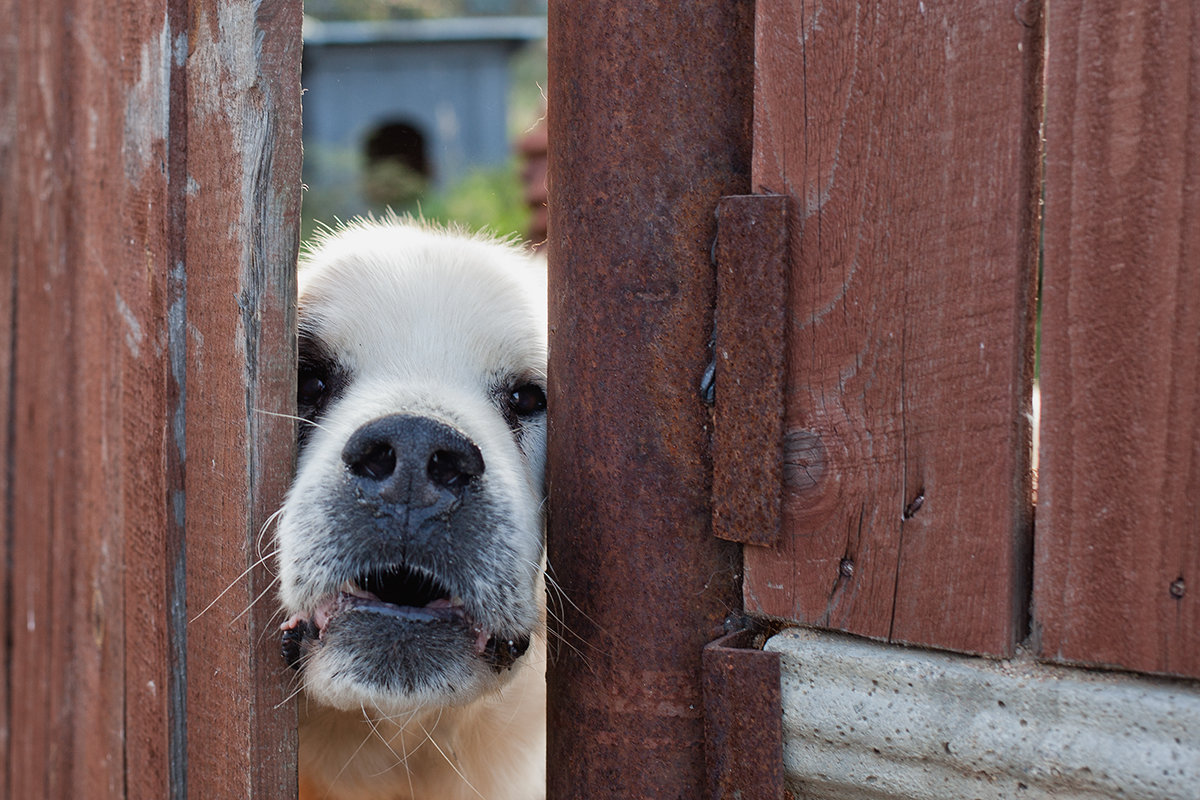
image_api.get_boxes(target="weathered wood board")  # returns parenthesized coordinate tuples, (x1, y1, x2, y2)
(1035, 0, 1199, 679)
(1, 0, 302, 795)
(743, 0, 1044, 656)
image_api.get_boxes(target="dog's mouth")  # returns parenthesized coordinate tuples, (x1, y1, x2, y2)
(281, 563, 530, 672)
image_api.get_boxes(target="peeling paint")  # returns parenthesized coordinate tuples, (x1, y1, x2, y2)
(124, 17, 171, 181)
(114, 290, 145, 358)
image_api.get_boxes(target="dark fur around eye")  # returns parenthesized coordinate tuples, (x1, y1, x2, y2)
(297, 329, 348, 446)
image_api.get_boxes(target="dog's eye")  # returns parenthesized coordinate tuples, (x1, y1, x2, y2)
(508, 383, 546, 417)
(298, 369, 329, 409)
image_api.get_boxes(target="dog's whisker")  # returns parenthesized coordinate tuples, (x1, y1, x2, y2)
(253, 406, 332, 436)
(255, 603, 291, 649)
(397, 721, 417, 799)
(275, 675, 310, 710)
(362, 703, 406, 765)
(536, 558, 604, 653)
(542, 557, 605, 631)
(255, 506, 286, 567)
(364, 701, 429, 782)
(189, 549, 280, 624)
(229, 573, 281, 626)
(415, 717, 488, 800)
(324, 704, 390, 796)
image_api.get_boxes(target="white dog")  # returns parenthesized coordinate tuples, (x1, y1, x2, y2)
(275, 219, 548, 800)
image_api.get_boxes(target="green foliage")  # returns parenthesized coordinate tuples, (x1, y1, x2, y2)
(301, 154, 531, 245)
(414, 160, 531, 239)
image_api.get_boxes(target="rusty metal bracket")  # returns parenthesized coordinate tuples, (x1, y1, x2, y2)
(703, 623, 786, 800)
(712, 194, 791, 546)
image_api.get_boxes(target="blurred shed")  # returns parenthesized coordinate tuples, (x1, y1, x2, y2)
(302, 16, 545, 210)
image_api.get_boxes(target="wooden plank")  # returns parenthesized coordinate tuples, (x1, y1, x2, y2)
(119, 3, 180, 797)
(744, 1, 1043, 656)
(4, 0, 167, 795)
(2, 0, 302, 795)
(182, 1, 301, 797)
(1035, 0, 1200, 678)
(0, 0, 16, 785)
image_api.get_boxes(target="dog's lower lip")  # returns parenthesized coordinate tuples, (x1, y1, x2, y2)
(283, 590, 528, 669)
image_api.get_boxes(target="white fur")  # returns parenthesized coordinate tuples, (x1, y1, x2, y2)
(276, 219, 548, 800)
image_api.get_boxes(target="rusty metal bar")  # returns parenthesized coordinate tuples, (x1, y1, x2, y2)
(703, 627, 784, 800)
(545, 0, 755, 796)
(713, 195, 790, 547)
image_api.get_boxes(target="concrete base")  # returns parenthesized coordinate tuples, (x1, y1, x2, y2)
(765, 628, 1199, 800)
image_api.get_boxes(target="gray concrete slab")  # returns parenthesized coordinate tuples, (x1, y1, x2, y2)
(766, 628, 1200, 800)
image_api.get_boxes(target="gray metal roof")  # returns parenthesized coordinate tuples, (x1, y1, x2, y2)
(303, 16, 546, 46)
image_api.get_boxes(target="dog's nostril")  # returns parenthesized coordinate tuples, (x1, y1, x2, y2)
(349, 442, 397, 481)
(342, 414, 483, 500)
(427, 449, 481, 489)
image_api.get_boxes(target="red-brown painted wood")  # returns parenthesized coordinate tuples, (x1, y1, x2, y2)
(744, 0, 1044, 656)
(1035, 0, 1200, 679)
(2, 0, 301, 795)
(6, 2, 159, 795)
(182, 1, 301, 797)
(0, 0, 16, 787)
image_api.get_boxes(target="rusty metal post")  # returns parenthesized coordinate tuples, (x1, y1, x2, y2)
(545, 1, 755, 796)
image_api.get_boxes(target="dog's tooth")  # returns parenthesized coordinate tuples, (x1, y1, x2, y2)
(449, 595, 465, 607)
(339, 580, 370, 599)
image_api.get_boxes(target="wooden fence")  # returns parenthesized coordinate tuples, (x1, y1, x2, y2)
(1, 0, 1196, 797)
(730, 0, 1198, 679)
(1, 0, 302, 796)
(547, 0, 1197, 796)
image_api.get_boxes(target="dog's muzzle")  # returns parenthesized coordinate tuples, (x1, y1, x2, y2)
(279, 413, 532, 675)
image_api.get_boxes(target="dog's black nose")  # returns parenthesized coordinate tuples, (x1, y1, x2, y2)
(342, 414, 484, 505)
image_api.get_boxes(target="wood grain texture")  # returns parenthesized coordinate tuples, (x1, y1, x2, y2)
(1035, 0, 1200, 678)
(5, 2, 167, 795)
(182, 1, 301, 797)
(0, 0, 15, 786)
(744, 0, 1043, 656)
(1, 0, 301, 795)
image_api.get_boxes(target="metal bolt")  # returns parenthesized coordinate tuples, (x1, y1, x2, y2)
(1169, 578, 1185, 599)
(839, 558, 855, 578)
(903, 491, 925, 520)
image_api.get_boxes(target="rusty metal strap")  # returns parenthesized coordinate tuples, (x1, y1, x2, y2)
(712, 194, 791, 547)
(703, 627, 786, 800)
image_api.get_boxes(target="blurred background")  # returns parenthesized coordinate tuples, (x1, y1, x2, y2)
(301, 0, 548, 245)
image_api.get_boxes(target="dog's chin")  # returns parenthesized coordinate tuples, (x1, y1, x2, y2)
(284, 593, 534, 714)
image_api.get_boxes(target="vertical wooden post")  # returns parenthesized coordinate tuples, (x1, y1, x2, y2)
(1036, 0, 1200, 678)
(0, 0, 302, 795)
(0, 0, 17, 785)
(182, 1, 301, 796)
(545, 0, 753, 796)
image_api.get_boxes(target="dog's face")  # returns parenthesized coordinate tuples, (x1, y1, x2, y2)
(276, 221, 547, 715)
